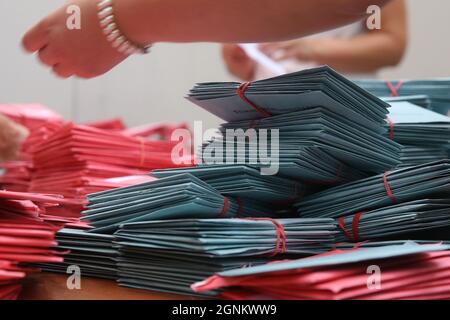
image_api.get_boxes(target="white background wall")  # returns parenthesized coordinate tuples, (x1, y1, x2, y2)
(1, 0, 450, 130)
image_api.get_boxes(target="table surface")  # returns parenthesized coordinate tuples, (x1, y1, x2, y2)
(20, 272, 199, 300)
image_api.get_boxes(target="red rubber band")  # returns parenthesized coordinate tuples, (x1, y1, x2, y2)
(383, 172, 397, 203)
(244, 218, 286, 256)
(386, 116, 395, 140)
(385, 81, 404, 97)
(338, 211, 364, 242)
(338, 216, 354, 241)
(237, 82, 272, 118)
(352, 212, 364, 242)
(219, 197, 229, 218)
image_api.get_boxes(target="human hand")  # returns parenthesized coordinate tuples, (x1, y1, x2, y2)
(221, 44, 256, 82)
(22, 0, 128, 79)
(0, 115, 29, 162)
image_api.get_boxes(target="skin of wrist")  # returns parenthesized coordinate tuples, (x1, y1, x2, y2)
(112, 0, 153, 47)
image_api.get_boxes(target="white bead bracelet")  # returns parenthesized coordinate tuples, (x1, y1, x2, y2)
(97, 0, 152, 55)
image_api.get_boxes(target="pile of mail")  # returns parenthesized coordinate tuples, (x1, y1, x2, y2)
(296, 161, 450, 218)
(386, 102, 450, 147)
(0, 104, 192, 214)
(356, 78, 450, 115)
(5, 68, 449, 301)
(336, 199, 450, 242)
(0, 190, 67, 299)
(188, 66, 401, 184)
(192, 242, 450, 300)
(295, 161, 450, 242)
(152, 164, 309, 204)
(114, 218, 336, 295)
(385, 102, 450, 167)
(82, 174, 274, 234)
(25, 123, 192, 217)
(398, 146, 448, 168)
(35, 228, 118, 280)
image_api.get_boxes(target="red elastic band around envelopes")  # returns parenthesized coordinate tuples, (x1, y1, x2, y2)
(219, 197, 229, 218)
(243, 218, 286, 256)
(386, 117, 395, 140)
(237, 82, 272, 118)
(383, 171, 397, 203)
(385, 80, 404, 97)
(352, 212, 363, 242)
(338, 211, 364, 242)
(338, 217, 353, 241)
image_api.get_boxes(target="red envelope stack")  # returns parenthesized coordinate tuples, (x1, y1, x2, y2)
(193, 250, 450, 300)
(0, 190, 69, 300)
(0, 103, 192, 222)
(27, 123, 192, 216)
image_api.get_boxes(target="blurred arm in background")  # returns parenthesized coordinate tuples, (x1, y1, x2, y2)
(223, 0, 407, 80)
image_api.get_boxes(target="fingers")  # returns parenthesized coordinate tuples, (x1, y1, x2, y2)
(22, 19, 50, 53)
(52, 64, 74, 79)
(37, 46, 58, 66)
(38, 47, 73, 78)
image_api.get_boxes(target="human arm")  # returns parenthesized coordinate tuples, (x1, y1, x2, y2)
(22, 0, 392, 78)
(260, 0, 407, 73)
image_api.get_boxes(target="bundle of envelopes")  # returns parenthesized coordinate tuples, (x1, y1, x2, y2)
(188, 66, 390, 124)
(201, 108, 391, 183)
(386, 102, 450, 147)
(192, 242, 450, 300)
(295, 160, 450, 219)
(152, 164, 308, 204)
(336, 198, 450, 242)
(82, 174, 273, 234)
(356, 78, 450, 115)
(0, 190, 68, 300)
(382, 95, 431, 109)
(398, 146, 448, 168)
(188, 66, 401, 183)
(0, 190, 84, 227)
(35, 228, 118, 280)
(114, 218, 337, 295)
